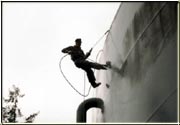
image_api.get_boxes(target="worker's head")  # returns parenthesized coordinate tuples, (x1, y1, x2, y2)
(75, 38, 82, 46)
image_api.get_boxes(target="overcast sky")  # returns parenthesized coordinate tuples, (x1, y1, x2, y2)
(2, 2, 120, 123)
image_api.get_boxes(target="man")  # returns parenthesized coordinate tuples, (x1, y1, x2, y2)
(62, 38, 110, 88)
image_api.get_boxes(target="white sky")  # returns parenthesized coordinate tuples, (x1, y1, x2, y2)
(2, 2, 120, 123)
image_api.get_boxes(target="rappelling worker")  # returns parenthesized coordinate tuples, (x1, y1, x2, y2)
(62, 38, 110, 88)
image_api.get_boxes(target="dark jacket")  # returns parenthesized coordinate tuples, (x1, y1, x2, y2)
(62, 46, 90, 62)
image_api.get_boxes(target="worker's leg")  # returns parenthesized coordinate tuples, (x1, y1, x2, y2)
(84, 68, 101, 88)
(75, 60, 109, 70)
(75, 60, 101, 88)
(89, 62, 107, 70)
(85, 68, 95, 84)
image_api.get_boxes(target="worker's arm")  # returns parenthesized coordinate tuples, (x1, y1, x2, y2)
(62, 46, 73, 54)
(84, 48, 92, 59)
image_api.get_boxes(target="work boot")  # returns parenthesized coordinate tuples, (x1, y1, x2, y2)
(105, 61, 111, 68)
(93, 82, 101, 88)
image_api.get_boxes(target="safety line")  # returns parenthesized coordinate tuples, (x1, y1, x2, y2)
(145, 88, 177, 122)
(122, 2, 167, 65)
(59, 54, 91, 97)
(92, 30, 110, 49)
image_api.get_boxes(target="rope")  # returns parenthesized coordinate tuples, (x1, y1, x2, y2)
(84, 72, 86, 99)
(145, 88, 177, 122)
(59, 49, 106, 97)
(96, 50, 104, 62)
(59, 54, 91, 97)
(92, 30, 110, 49)
(83, 71, 86, 122)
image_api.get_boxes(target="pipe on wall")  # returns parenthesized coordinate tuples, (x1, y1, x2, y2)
(76, 98, 104, 123)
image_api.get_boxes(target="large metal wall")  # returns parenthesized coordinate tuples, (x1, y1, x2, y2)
(94, 2, 177, 122)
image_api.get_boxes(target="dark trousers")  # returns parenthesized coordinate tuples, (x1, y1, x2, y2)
(74, 60, 106, 87)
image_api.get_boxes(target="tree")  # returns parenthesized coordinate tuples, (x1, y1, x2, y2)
(2, 85, 39, 123)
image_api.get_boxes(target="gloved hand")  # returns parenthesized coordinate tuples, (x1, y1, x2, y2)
(89, 48, 93, 53)
(89, 48, 92, 53)
(85, 48, 93, 58)
(87, 48, 92, 56)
